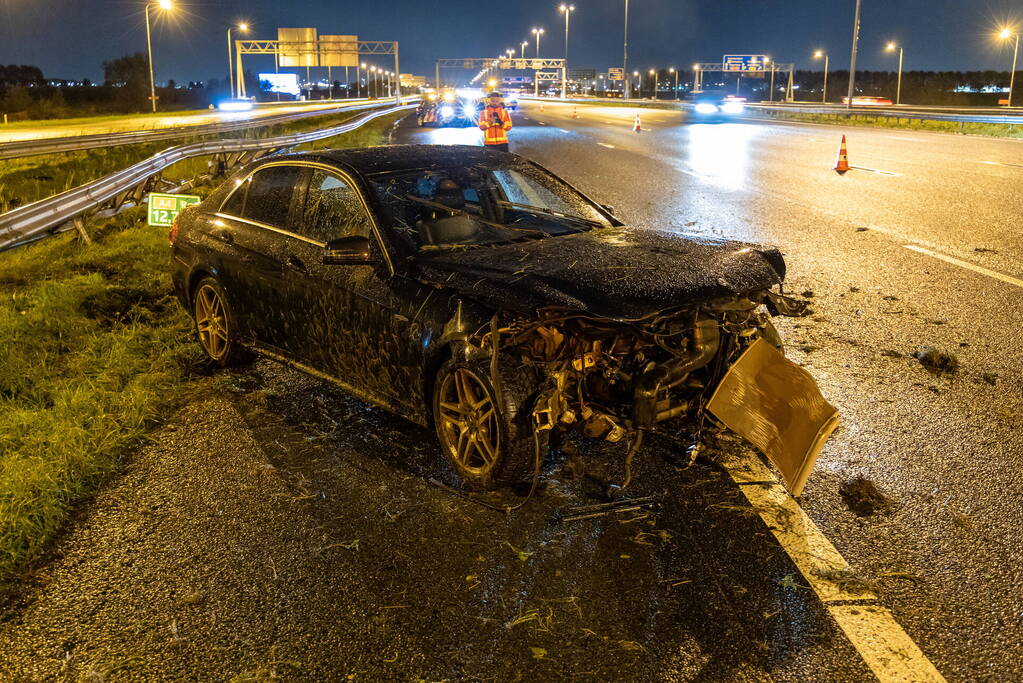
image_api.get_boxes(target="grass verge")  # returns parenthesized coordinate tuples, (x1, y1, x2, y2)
(0, 103, 402, 214)
(0, 111, 406, 589)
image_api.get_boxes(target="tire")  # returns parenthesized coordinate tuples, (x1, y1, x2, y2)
(191, 276, 252, 368)
(432, 357, 547, 490)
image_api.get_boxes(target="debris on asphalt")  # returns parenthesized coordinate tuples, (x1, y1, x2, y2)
(914, 346, 960, 374)
(800, 290, 815, 298)
(979, 372, 999, 386)
(812, 567, 875, 595)
(839, 476, 893, 516)
(881, 349, 903, 358)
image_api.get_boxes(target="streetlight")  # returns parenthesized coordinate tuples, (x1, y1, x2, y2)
(999, 28, 1020, 107)
(623, 0, 631, 99)
(692, 64, 701, 93)
(227, 22, 248, 100)
(521, 41, 528, 59)
(360, 62, 367, 98)
(633, 70, 641, 98)
(560, 4, 575, 99)
(814, 50, 830, 103)
(649, 69, 656, 100)
(847, 0, 863, 109)
(885, 41, 904, 105)
(532, 27, 545, 97)
(669, 67, 678, 99)
(765, 57, 776, 103)
(144, 0, 174, 113)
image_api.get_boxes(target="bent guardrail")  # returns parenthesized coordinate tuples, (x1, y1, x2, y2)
(0, 102, 415, 252)
(0, 99, 401, 161)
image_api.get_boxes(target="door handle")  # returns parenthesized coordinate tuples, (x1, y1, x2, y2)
(285, 255, 307, 274)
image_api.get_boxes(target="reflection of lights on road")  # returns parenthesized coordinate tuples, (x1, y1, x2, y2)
(695, 103, 718, 114)
(721, 102, 744, 114)
(686, 123, 755, 191)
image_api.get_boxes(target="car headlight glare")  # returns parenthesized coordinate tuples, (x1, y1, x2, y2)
(695, 103, 719, 114)
(721, 102, 745, 114)
(440, 105, 455, 118)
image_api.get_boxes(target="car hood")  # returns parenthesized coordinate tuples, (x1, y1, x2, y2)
(414, 226, 785, 319)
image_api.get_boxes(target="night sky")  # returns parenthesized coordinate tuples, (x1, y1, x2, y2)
(0, 0, 1019, 84)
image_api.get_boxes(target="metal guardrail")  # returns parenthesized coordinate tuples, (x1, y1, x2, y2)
(523, 96, 1023, 125)
(0, 98, 395, 160)
(0, 102, 415, 251)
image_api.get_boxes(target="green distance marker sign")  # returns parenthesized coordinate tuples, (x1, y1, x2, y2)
(148, 192, 201, 227)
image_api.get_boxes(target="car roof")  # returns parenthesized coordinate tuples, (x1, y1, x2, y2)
(273, 145, 520, 177)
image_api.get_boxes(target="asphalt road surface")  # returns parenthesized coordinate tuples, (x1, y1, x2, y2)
(1, 101, 1021, 681)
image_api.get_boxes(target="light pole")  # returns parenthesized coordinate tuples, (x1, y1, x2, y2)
(521, 41, 528, 59)
(227, 23, 248, 100)
(814, 50, 829, 103)
(623, 0, 630, 99)
(532, 27, 544, 96)
(885, 42, 904, 105)
(144, 0, 173, 114)
(670, 67, 678, 99)
(847, 0, 863, 109)
(360, 63, 367, 98)
(693, 64, 701, 93)
(370, 66, 378, 98)
(649, 69, 656, 99)
(999, 28, 1020, 107)
(634, 70, 641, 98)
(766, 57, 775, 102)
(560, 4, 575, 99)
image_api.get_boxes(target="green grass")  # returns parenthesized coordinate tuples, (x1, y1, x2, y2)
(0, 111, 405, 588)
(0, 109, 213, 131)
(0, 103, 403, 214)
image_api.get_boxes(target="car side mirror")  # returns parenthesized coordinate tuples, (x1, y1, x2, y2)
(600, 204, 616, 216)
(323, 236, 373, 265)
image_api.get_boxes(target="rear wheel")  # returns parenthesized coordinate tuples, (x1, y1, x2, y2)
(433, 358, 546, 490)
(192, 277, 251, 367)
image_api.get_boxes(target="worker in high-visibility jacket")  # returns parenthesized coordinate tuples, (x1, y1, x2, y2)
(479, 91, 513, 152)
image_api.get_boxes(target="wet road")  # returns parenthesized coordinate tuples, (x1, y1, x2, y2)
(1, 104, 1020, 681)
(395, 102, 1023, 679)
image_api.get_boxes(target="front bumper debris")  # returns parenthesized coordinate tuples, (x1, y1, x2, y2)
(706, 338, 840, 496)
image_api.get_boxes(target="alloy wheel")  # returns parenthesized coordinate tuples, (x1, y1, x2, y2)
(194, 284, 229, 360)
(437, 368, 501, 475)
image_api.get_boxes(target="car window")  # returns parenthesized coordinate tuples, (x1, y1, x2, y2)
(300, 170, 373, 244)
(241, 166, 304, 229)
(220, 178, 248, 217)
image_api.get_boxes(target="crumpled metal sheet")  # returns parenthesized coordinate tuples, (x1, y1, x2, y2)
(706, 338, 840, 496)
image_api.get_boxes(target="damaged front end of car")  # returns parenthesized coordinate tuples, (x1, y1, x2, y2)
(467, 289, 839, 496)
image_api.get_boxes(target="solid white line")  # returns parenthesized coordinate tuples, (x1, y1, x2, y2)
(719, 451, 946, 682)
(557, 128, 571, 133)
(903, 245, 1023, 289)
(978, 159, 1023, 169)
(597, 142, 616, 149)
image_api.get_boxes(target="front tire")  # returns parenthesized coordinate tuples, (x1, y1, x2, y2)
(192, 277, 251, 367)
(433, 358, 547, 490)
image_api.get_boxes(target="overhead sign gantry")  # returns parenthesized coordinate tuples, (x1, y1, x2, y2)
(435, 58, 568, 98)
(693, 57, 795, 102)
(235, 28, 402, 103)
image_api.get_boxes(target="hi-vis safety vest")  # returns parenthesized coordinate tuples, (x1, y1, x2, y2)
(479, 105, 512, 145)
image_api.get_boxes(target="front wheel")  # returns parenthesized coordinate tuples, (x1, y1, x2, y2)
(433, 358, 547, 490)
(192, 276, 252, 367)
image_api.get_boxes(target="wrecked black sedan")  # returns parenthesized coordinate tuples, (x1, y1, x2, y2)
(170, 145, 838, 495)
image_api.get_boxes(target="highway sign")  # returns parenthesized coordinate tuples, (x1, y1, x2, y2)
(608, 67, 625, 80)
(148, 193, 200, 227)
(722, 55, 768, 72)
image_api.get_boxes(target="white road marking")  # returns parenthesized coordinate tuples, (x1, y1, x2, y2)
(558, 128, 571, 133)
(538, 122, 547, 126)
(719, 451, 947, 682)
(849, 165, 900, 176)
(978, 159, 1023, 169)
(903, 245, 1023, 289)
(597, 142, 616, 149)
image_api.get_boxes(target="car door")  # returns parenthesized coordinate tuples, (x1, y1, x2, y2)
(282, 165, 424, 410)
(213, 164, 306, 351)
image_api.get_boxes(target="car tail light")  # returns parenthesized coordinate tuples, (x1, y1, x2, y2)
(169, 216, 180, 247)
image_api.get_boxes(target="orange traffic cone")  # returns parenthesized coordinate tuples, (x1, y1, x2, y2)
(573, 107, 578, 119)
(834, 135, 850, 174)
(540, 102, 544, 112)
(633, 114, 642, 132)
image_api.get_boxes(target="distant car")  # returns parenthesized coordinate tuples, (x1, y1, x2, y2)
(170, 145, 837, 495)
(425, 90, 478, 127)
(843, 96, 893, 106)
(504, 93, 520, 110)
(217, 98, 254, 112)
(688, 91, 746, 119)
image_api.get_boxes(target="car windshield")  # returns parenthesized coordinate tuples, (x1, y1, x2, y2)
(368, 161, 612, 250)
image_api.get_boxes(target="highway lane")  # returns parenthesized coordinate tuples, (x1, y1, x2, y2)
(396, 103, 1023, 680)
(0, 100, 373, 144)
